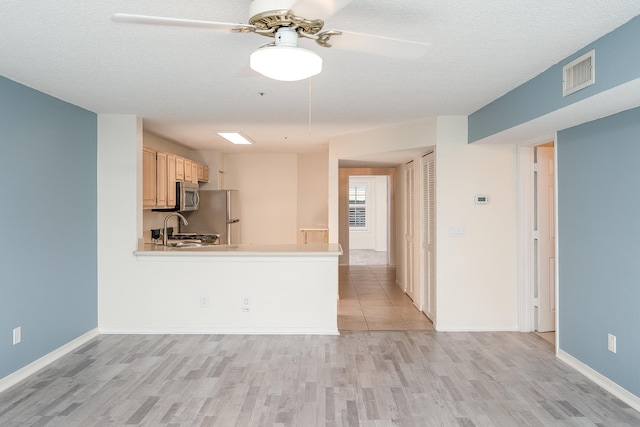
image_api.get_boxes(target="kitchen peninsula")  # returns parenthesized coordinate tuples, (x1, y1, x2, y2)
(120, 242, 343, 335)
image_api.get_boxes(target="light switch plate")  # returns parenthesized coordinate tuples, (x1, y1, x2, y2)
(608, 333, 616, 353)
(448, 226, 466, 237)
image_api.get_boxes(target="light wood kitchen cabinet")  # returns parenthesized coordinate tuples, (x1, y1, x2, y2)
(175, 157, 184, 181)
(194, 163, 209, 183)
(197, 163, 204, 182)
(142, 147, 157, 209)
(184, 159, 192, 182)
(143, 146, 209, 207)
(156, 152, 168, 208)
(167, 154, 176, 207)
(191, 162, 198, 184)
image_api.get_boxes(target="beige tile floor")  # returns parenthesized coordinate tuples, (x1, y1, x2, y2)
(348, 249, 388, 265)
(536, 331, 556, 344)
(338, 265, 434, 331)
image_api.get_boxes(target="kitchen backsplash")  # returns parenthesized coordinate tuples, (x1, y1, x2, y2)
(143, 210, 180, 243)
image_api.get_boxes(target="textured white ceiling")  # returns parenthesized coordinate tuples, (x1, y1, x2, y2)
(1, 1, 639, 162)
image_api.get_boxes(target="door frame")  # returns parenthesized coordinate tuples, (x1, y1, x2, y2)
(338, 168, 396, 266)
(517, 136, 560, 351)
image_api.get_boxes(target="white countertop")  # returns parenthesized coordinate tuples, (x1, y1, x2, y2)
(135, 241, 343, 257)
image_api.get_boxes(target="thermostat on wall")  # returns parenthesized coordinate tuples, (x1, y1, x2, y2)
(474, 195, 490, 205)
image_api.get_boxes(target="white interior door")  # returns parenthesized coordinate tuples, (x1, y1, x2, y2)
(422, 152, 436, 320)
(405, 163, 415, 298)
(536, 146, 556, 332)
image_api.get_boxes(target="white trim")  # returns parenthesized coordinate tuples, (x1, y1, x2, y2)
(517, 136, 559, 335)
(99, 327, 340, 335)
(434, 324, 519, 332)
(557, 350, 640, 413)
(552, 135, 560, 354)
(0, 328, 100, 394)
(518, 146, 535, 332)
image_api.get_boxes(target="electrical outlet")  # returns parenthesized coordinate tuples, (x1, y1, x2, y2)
(13, 327, 21, 345)
(241, 297, 250, 312)
(200, 296, 209, 308)
(608, 333, 617, 353)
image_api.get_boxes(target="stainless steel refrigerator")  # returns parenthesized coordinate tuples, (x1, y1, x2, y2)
(180, 190, 240, 244)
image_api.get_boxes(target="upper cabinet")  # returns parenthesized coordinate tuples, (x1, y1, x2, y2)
(191, 162, 198, 184)
(156, 152, 168, 208)
(167, 154, 177, 207)
(196, 163, 208, 183)
(142, 147, 157, 209)
(184, 159, 192, 183)
(175, 157, 184, 181)
(179, 158, 208, 183)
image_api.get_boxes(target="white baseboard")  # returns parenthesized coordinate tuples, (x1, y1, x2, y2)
(0, 328, 100, 394)
(99, 327, 340, 335)
(434, 324, 519, 332)
(557, 349, 640, 413)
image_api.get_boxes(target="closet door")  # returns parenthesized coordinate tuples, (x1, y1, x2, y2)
(422, 152, 436, 320)
(405, 162, 415, 299)
(536, 147, 556, 332)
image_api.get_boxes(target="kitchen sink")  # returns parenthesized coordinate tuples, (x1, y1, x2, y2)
(168, 241, 218, 248)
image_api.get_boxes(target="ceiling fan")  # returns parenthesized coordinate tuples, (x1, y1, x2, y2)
(112, 0, 429, 81)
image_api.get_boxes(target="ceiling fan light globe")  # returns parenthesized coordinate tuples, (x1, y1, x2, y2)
(250, 46, 322, 81)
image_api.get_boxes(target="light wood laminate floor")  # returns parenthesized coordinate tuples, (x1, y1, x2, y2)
(339, 265, 434, 331)
(1, 332, 639, 426)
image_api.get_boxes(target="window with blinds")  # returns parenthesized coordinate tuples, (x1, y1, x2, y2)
(349, 185, 367, 228)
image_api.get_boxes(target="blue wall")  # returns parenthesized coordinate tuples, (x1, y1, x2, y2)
(0, 77, 97, 379)
(469, 14, 640, 143)
(557, 107, 640, 396)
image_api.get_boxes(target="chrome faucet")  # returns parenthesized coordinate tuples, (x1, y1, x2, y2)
(163, 212, 189, 246)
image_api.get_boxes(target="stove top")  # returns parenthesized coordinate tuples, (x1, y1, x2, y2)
(172, 233, 220, 244)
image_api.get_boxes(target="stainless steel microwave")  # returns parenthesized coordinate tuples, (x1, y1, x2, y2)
(178, 181, 199, 211)
(153, 181, 199, 212)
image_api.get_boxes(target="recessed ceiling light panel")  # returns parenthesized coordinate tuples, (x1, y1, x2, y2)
(217, 132, 254, 145)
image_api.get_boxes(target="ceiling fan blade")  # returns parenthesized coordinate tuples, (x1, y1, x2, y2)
(111, 13, 255, 32)
(327, 30, 430, 60)
(290, 0, 353, 20)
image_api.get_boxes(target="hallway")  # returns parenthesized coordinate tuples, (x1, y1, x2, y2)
(338, 265, 434, 331)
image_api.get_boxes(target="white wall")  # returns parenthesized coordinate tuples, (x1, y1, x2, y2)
(97, 116, 338, 334)
(329, 118, 438, 243)
(330, 116, 519, 331)
(297, 152, 329, 242)
(349, 176, 388, 251)
(99, 115, 519, 333)
(222, 154, 298, 245)
(144, 132, 193, 158)
(435, 116, 518, 331)
(222, 153, 330, 245)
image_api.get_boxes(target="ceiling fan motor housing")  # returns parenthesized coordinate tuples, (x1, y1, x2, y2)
(275, 27, 298, 47)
